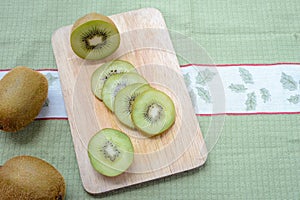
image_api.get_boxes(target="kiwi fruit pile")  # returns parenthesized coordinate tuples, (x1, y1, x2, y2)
(0, 155, 66, 200)
(131, 88, 176, 136)
(0, 66, 48, 132)
(70, 12, 120, 60)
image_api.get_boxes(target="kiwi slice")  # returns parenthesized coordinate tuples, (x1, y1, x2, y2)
(131, 88, 176, 136)
(91, 60, 137, 100)
(114, 83, 151, 129)
(70, 13, 120, 60)
(102, 73, 148, 112)
(0, 155, 66, 200)
(88, 128, 134, 177)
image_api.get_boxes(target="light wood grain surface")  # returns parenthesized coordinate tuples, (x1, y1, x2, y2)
(52, 8, 207, 195)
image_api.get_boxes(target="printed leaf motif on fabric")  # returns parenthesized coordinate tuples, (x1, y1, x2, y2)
(245, 92, 257, 111)
(183, 73, 192, 88)
(188, 89, 197, 108)
(228, 84, 248, 93)
(196, 69, 216, 86)
(43, 98, 50, 107)
(45, 73, 59, 86)
(239, 68, 254, 84)
(260, 88, 271, 103)
(280, 72, 298, 91)
(229, 67, 271, 111)
(287, 95, 300, 104)
(196, 87, 211, 103)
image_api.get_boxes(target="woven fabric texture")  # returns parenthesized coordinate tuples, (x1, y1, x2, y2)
(0, 0, 299, 199)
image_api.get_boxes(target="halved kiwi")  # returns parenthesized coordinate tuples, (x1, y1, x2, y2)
(91, 60, 137, 100)
(88, 128, 134, 177)
(114, 83, 151, 129)
(70, 13, 120, 60)
(102, 73, 148, 112)
(131, 88, 176, 136)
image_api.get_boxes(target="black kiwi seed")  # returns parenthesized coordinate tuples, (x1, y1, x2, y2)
(80, 27, 109, 51)
(70, 12, 121, 60)
(91, 60, 137, 100)
(100, 140, 121, 162)
(131, 88, 176, 136)
(102, 73, 148, 112)
(114, 83, 151, 129)
(88, 128, 134, 177)
(144, 103, 163, 123)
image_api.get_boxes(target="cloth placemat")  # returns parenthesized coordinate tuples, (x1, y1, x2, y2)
(0, 0, 299, 199)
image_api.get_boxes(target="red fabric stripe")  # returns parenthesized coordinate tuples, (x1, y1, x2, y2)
(180, 62, 300, 68)
(196, 111, 300, 116)
(36, 117, 68, 120)
(1, 63, 300, 72)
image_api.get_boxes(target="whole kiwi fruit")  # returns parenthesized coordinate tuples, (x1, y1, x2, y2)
(0, 66, 48, 132)
(0, 155, 66, 200)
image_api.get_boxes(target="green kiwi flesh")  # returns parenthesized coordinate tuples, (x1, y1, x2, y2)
(91, 60, 137, 100)
(114, 83, 151, 128)
(102, 73, 148, 112)
(131, 88, 176, 136)
(0, 66, 48, 132)
(88, 128, 134, 177)
(70, 13, 120, 60)
(0, 155, 66, 200)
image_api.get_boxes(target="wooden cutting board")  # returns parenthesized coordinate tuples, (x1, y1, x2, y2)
(51, 8, 207, 195)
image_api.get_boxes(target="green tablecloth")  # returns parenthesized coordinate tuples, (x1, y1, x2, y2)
(0, 0, 299, 199)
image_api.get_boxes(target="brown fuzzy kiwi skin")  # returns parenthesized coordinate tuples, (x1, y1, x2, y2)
(0, 155, 66, 200)
(71, 12, 116, 32)
(0, 66, 48, 132)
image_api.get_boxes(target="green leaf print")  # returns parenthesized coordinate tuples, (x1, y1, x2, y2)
(228, 84, 248, 93)
(260, 88, 271, 103)
(183, 73, 192, 88)
(239, 68, 254, 84)
(45, 73, 58, 86)
(196, 87, 211, 103)
(196, 69, 216, 86)
(188, 89, 197, 108)
(245, 92, 257, 110)
(280, 72, 297, 91)
(43, 98, 50, 107)
(287, 95, 300, 104)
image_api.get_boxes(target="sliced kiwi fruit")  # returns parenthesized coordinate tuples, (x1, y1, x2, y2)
(114, 83, 151, 129)
(102, 72, 148, 112)
(70, 12, 120, 60)
(88, 128, 134, 177)
(91, 60, 137, 100)
(0, 155, 66, 200)
(131, 88, 176, 137)
(0, 66, 48, 132)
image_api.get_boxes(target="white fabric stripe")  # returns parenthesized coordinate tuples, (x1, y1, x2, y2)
(0, 64, 299, 118)
(181, 64, 300, 114)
